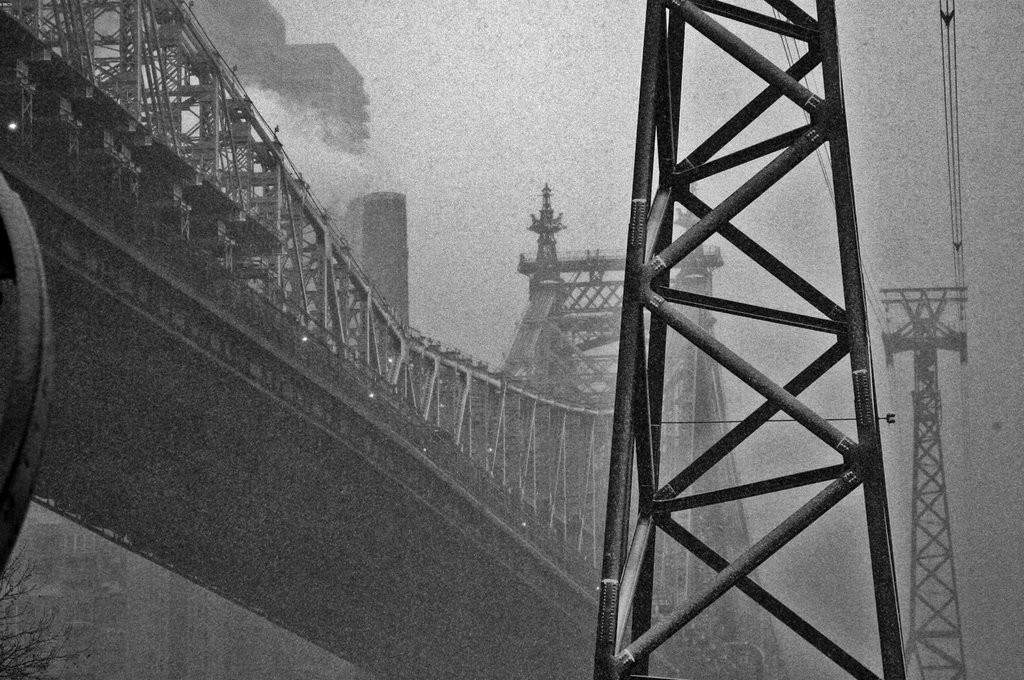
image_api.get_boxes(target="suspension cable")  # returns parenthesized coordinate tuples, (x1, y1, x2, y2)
(939, 0, 972, 472)
(770, 11, 888, 336)
(940, 1, 967, 311)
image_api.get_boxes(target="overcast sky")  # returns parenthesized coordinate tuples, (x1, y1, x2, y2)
(264, 2, 1023, 678)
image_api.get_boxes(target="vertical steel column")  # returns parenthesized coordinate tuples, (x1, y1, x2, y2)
(630, 9, 687, 675)
(882, 287, 969, 680)
(455, 369, 471, 447)
(134, 0, 142, 112)
(211, 72, 221, 179)
(593, 3, 662, 678)
(275, 163, 285, 289)
(321, 235, 330, 328)
(593, 2, 907, 678)
(817, 3, 905, 677)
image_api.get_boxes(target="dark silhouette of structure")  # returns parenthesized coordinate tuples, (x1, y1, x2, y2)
(592, 3, 906, 679)
(0, 170, 51, 573)
(191, 0, 369, 151)
(0, 3, 602, 678)
(509, 189, 790, 678)
(344, 192, 409, 324)
(882, 287, 969, 680)
(505, 185, 623, 405)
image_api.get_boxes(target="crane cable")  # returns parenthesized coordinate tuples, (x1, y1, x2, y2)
(939, 0, 972, 476)
(940, 0, 967, 318)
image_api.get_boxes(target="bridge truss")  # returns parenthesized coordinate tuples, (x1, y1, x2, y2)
(0, 0, 605, 586)
(594, 2, 906, 679)
(505, 184, 623, 405)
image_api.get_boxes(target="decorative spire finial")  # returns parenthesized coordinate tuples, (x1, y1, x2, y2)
(529, 184, 565, 272)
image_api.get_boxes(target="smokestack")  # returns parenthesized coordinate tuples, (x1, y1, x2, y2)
(345, 192, 409, 324)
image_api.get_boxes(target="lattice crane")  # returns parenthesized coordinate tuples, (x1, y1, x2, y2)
(882, 288, 968, 680)
(881, 4, 971, 678)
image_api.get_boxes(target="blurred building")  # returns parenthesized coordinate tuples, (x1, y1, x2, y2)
(188, 1, 409, 325)
(343, 192, 410, 324)
(11, 504, 376, 680)
(191, 0, 369, 152)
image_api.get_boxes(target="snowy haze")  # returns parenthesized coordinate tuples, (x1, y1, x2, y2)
(263, 2, 1023, 678)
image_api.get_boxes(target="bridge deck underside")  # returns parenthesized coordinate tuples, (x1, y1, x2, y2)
(33, 219, 593, 680)
(0, 4, 598, 676)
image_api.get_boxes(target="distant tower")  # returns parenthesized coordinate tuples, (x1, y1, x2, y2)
(529, 183, 565, 284)
(505, 195, 787, 677)
(882, 287, 969, 680)
(344, 192, 410, 323)
(504, 185, 623, 404)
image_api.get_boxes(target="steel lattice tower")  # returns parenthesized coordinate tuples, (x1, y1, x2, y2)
(505, 185, 623, 405)
(882, 287, 968, 680)
(593, 2, 906, 679)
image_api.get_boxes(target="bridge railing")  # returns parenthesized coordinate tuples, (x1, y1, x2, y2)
(0, 1, 608, 584)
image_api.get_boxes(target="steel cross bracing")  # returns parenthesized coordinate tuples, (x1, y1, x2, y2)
(648, 238, 790, 679)
(881, 287, 968, 680)
(594, 2, 906, 679)
(0, 1, 608, 578)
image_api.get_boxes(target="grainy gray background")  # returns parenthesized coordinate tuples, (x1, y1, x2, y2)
(261, 2, 1024, 677)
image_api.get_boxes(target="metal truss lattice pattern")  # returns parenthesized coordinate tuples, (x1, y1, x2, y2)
(883, 287, 968, 680)
(594, 3, 906, 679)
(0, 1, 608, 582)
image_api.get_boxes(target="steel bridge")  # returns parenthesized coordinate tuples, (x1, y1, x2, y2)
(0, 3, 613, 678)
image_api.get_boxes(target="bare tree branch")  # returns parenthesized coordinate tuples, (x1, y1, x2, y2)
(0, 554, 76, 680)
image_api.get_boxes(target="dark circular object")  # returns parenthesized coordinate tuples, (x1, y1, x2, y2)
(0, 172, 52, 570)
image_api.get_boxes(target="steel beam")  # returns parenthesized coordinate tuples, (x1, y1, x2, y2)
(593, 3, 906, 678)
(1, 0, 613, 601)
